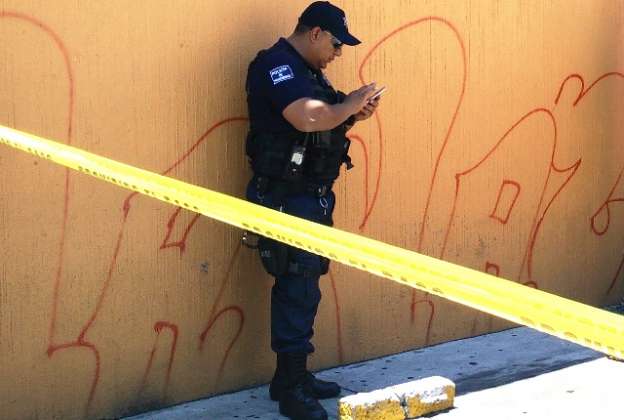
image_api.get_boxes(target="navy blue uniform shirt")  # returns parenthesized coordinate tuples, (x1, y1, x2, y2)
(246, 38, 330, 134)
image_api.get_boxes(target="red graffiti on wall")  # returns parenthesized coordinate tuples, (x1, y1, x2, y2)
(109, 117, 249, 395)
(354, 18, 468, 234)
(425, 69, 621, 335)
(0, 16, 250, 412)
(327, 270, 345, 362)
(67, 117, 247, 411)
(591, 168, 624, 237)
(346, 134, 370, 227)
(410, 299, 435, 345)
(138, 321, 179, 400)
(575, 73, 624, 294)
(198, 243, 245, 382)
(160, 207, 202, 254)
(349, 17, 467, 342)
(485, 262, 500, 277)
(490, 180, 521, 224)
(0, 11, 104, 417)
(441, 107, 579, 285)
(554, 72, 624, 295)
(1, 12, 337, 411)
(351, 19, 623, 343)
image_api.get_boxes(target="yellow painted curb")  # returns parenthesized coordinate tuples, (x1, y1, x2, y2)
(390, 376, 455, 418)
(338, 376, 454, 419)
(338, 389, 404, 420)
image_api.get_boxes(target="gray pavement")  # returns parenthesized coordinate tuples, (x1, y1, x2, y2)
(127, 322, 624, 420)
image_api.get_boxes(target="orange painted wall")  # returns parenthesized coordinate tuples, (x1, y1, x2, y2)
(0, 1, 623, 418)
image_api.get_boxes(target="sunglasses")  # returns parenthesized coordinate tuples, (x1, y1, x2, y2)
(325, 31, 343, 49)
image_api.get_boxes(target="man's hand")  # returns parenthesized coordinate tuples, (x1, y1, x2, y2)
(353, 96, 380, 122)
(343, 83, 377, 115)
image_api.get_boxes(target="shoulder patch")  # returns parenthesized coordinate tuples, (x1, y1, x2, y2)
(269, 65, 295, 85)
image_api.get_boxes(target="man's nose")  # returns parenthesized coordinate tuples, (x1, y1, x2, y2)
(334, 47, 342, 57)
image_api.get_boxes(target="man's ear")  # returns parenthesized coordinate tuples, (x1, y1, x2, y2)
(310, 26, 323, 42)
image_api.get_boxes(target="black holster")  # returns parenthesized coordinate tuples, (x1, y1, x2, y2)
(257, 238, 331, 278)
(258, 237, 290, 277)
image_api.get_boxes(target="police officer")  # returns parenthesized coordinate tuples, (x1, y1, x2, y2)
(245, 2, 380, 419)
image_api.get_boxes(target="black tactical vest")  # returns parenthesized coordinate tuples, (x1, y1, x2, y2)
(246, 55, 353, 188)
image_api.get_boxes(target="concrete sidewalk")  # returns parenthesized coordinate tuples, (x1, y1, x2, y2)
(126, 323, 624, 420)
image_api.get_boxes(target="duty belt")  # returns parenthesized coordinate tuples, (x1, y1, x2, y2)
(255, 176, 331, 198)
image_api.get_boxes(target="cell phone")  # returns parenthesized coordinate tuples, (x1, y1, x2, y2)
(368, 86, 386, 102)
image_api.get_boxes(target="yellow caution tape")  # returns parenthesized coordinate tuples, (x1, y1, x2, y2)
(0, 124, 623, 359)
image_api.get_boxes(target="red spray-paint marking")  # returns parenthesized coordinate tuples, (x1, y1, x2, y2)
(0, 12, 104, 417)
(327, 270, 345, 363)
(356, 18, 467, 329)
(137, 321, 179, 400)
(490, 180, 521, 224)
(160, 207, 202, 254)
(52, 117, 248, 408)
(199, 243, 245, 384)
(485, 262, 500, 277)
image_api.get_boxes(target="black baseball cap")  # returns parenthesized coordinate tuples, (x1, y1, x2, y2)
(298, 1, 361, 46)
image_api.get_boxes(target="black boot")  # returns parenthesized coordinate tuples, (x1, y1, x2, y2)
(270, 353, 341, 401)
(277, 352, 328, 420)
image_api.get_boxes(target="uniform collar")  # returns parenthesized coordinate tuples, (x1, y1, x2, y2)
(278, 37, 322, 77)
